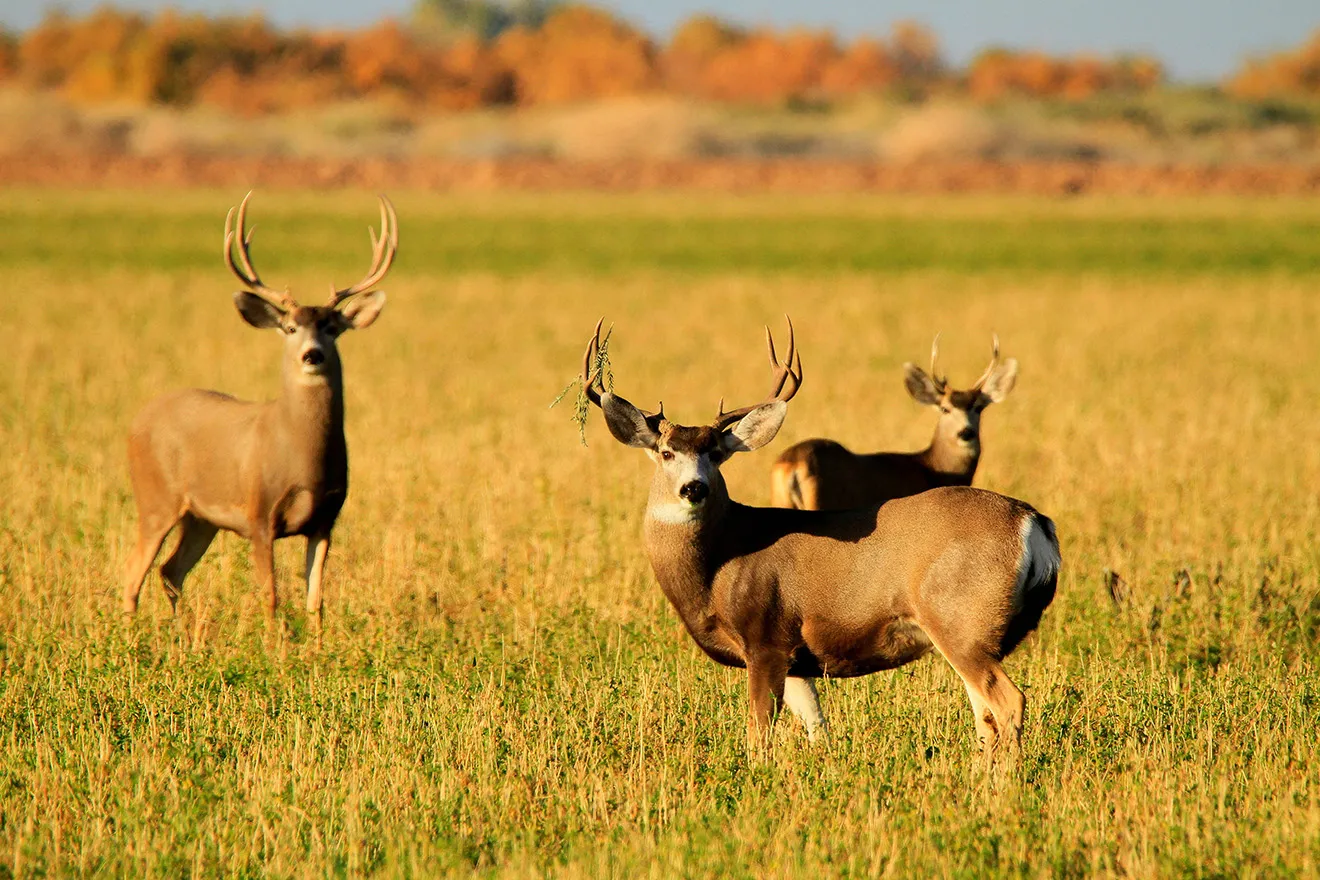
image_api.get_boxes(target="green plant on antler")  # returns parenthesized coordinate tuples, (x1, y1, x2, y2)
(551, 323, 613, 445)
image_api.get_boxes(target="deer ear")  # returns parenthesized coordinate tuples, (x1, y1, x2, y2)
(602, 393, 660, 449)
(234, 292, 284, 329)
(336, 291, 386, 330)
(903, 363, 942, 406)
(980, 358, 1018, 403)
(722, 401, 786, 454)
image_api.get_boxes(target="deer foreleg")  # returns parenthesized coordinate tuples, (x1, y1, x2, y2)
(746, 652, 789, 751)
(304, 532, 331, 632)
(250, 530, 277, 621)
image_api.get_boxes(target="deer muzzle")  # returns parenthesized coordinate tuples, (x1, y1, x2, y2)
(300, 346, 327, 372)
(678, 480, 710, 505)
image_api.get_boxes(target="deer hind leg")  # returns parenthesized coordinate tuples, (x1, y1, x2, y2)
(923, 623, 1026, 763)
(122, 514, 176, 616)
(159, 514, 218, 614)
(783, 677, 827, 743)
(961, 678, 998, 758)
(950, 652, 1025, 763)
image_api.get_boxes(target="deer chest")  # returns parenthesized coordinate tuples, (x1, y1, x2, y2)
(274, 484, 346, 537)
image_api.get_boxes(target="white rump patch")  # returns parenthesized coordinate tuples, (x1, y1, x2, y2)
(1013, 514, 1061, 610)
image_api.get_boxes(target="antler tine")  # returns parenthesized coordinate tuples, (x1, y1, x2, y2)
(581, 319, 663, 421)
(929, 332, 947, 389)
(971, 333, 1002, 391)
(582, 317, 606, 408)
(329, 194, 399, 306)
(224, 192, 294, 310)
(714, 315, 803, 430)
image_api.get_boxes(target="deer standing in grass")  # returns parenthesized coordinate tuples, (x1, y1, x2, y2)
(579, 319, 1058, 758)
(771, 335, 1018, 511)
(122, 193, 397, 626)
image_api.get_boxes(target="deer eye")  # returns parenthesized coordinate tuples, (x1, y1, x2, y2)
(660, 450, 674, 461)
(284, 325, 297, 335)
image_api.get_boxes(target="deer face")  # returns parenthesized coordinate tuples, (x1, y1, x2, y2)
(223, 191, 397, 384)
(581, 316, 801, 524)
(235, 294, 386, 381)
(903, 336, 1018, 450)
(602, 396, 788, 523)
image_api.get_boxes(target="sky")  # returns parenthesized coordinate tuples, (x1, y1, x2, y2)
(0, 0, 1315, 82)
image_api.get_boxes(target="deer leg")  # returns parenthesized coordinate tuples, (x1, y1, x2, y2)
(783, 676, 827, 743)
(746, 652, 789, 751)
(961, 678, 999, 759)
(980, 662, 1026, 756)
(304, 531, 331, 632)
(159, 514, 218, 614)
(922, 620, 1026, 763)
(944, 650, 1025, 763)
(250, 530, 278, 621)
(122, 515, 176, 615)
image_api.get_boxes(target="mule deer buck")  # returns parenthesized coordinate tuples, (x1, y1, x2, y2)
(771, 335, 1018, 511)
(122, 192, 397, 627)
(578, 318, 1058, 758)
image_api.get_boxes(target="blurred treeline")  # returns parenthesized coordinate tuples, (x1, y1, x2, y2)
(0, 3, 1316, 116)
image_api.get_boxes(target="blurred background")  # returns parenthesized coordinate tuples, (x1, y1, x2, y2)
(1, 0, 1318, 189)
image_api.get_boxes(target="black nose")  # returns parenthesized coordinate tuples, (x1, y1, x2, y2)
(958, 427, 976, 442)
(302, 348, 325, 367)
(679, 481, 709, 504)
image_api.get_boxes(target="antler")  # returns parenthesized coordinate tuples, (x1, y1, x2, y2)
(713, 315, 803, 431)
(329, 195, 399, 306)
(928, 332, 948, 391)
(581, 318, 664, 420)
(224, 192, 295, 311)
(970, 334, 1002, 391)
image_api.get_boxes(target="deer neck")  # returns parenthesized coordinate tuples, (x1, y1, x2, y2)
(642, 472, 732, 620)
(919, 428, 979, 481)
(277, 362, 346, 467)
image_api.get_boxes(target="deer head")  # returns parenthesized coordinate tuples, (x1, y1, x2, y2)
(902, 334, 1018, 452)
(224, 192, 397, 384)
(582, 317, 802, 524)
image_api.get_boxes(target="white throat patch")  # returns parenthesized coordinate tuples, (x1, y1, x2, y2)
(647, 502, 702, 525)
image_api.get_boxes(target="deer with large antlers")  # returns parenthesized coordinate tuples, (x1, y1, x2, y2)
(122, 192, 398, 626)
(771, 335, 1018, 511)
(579, 319, 1058, 758)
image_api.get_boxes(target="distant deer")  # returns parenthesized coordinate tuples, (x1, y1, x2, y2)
(771, 334, 1018, 511)
(578, 318, 1058, 758)
(122, 192, 397, 627)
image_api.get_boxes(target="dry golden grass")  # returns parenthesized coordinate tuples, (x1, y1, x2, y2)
(0, 190, 1318, 876)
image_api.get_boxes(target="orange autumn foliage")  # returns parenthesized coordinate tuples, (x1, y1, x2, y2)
(1226, 29, 1320, 98)
(495, 5, 657, 104)
(8, 5, 1182, 115)
(969, 49, 1163, 100)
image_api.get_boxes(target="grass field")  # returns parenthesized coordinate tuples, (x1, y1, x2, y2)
(2, 189, 1320, 877)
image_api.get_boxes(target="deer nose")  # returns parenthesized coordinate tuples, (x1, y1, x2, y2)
(679, 481, 709, 504)
(302, 348, 325, 367)
(957, 427, 976, 443)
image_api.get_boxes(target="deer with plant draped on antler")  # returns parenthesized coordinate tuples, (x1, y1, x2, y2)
(576, 318, 1059, 759)
(771, 334, 1019, 511)
(122, 192, 398, 627)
